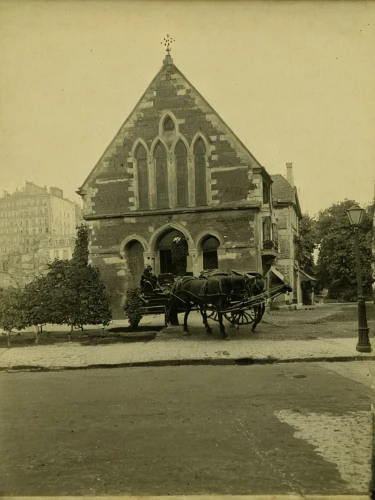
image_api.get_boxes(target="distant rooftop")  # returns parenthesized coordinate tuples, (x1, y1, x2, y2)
(1, 182, 73, 202)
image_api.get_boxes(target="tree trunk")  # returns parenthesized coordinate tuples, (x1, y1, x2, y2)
(34, 325, 39, 345)
(7, 331, 10, 347)
(69, 324, 73, 342)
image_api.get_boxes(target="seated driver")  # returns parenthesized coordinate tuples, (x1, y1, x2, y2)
(140, 265, 160, 293)
(140, 265, 153, 288)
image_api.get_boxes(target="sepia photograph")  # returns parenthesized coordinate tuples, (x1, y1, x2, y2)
(0, 0, 374, 498)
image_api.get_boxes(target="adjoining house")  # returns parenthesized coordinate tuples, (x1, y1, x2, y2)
(78, 53, 280, 318)
(270, 164, 303, 306)
(270, 164, 317, 307)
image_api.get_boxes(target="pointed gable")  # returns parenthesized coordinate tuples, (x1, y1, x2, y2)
(271, 174, 302, 218)
(79, 55, 266, 216)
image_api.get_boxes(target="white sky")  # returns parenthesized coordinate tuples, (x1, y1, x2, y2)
(0, 0, 374, 216)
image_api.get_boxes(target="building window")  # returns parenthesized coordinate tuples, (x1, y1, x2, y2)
(262, 180, 270, 204)
(163, 116, 175, 132)
(194, 138, 207, 206)
(202, 236, 219, 270)
(175, 140, 188, 207)
(54, 250, 59, 259)
(63, 250, 68, 259)
(154, 142, 169, 209)
(136, 144, 149, 210)
(262, 217, 272, 243)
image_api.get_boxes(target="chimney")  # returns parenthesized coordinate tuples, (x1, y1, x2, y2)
(286, 162, 294, 188)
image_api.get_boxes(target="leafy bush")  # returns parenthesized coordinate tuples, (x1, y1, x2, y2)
(123, 288, 143, 329)
(262, 239, 278, 251)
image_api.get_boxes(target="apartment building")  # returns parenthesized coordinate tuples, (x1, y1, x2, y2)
(0, 182, 80, 286)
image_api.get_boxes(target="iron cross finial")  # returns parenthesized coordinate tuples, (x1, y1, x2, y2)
(161, 34, 175, 55)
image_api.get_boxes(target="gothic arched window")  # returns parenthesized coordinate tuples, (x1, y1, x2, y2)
(154, 142, 169, 209)
(175, 140, 188, 207)
(136, 144, 148, 210)
(194, 138, 207, 206)
(163, 116, 175, 132)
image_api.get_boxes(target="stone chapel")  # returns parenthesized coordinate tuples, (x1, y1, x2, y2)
(78, 53, 279, 317)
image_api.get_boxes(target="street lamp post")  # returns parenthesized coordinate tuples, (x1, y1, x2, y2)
(347, 204, 372, 353)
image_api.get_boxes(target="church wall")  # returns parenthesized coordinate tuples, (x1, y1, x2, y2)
(86, 208, 260, 318)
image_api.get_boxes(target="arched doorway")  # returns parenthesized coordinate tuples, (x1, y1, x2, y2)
(124, 240, 144, 288)
(157, 229, 188, 275)
(202, 235, 219, 270)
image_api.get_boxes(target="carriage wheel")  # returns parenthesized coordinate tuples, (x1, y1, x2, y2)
(224, 308, 256, 325)
(206, 310, 220, 322)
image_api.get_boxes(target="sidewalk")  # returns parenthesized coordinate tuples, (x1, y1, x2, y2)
(0, 324, 373, 372)
(0, 305, 374, 371)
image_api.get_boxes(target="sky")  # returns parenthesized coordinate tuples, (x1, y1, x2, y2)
(0, 0, 374, 216)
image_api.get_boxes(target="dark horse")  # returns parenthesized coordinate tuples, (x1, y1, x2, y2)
(167, 270, 265, 340)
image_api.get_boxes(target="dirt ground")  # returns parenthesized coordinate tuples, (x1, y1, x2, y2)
(1, 363, 373, 495)
(1, 303, 374, 347)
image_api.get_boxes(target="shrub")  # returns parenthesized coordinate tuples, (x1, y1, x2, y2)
(123, 288, 143, 329)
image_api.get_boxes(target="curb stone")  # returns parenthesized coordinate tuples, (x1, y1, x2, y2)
(2, 355, 375, 373)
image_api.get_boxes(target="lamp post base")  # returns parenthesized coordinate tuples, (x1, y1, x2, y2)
(356, 327, 372, 352)
(356, 298, 372, 353)
(356, 342, 372, 353)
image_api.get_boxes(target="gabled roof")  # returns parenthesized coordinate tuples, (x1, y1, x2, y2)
(78, 55, 269, 193)
(271, 174, 302, 218)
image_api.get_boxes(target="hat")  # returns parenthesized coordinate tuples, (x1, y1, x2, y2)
(147, 265, 152, 269)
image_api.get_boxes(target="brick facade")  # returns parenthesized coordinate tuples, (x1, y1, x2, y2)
(79, 55, 275, 318)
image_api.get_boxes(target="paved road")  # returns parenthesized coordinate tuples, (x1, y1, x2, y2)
(0, 363, 373, 496)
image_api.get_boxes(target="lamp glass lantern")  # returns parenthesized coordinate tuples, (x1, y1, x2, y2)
(347, 204, 364, 227)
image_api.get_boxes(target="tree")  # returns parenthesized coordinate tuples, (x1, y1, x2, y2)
(59, 263, 112, 336)
(22, 276, 53, 344)
(296, 214, 317, 275)
(0, 288, 25, 347)
(71, 224, 89, 267)
(315, 199, 373, 301)
(45, 227, 112, 339)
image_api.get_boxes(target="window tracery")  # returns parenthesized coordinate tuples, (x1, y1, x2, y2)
(194, 138, 207, 206)
(175, 140, 188, 207)
(154, 142, 169, 209)
(135, 144, 149, 210)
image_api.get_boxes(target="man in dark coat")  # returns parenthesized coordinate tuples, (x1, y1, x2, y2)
(140, 265, 156, 292)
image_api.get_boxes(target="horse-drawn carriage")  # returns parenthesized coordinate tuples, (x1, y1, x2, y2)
(137, 272, 175, 327)
(129, 266, 292, 340)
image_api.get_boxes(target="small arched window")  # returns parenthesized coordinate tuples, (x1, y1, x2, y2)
(175, 140, 188, 207)
(136, 144, 149, 210)
(202, 235, 219, 270)
(154, 142, 169, 209)
(163, 116, 175, 132)
(194, 138, 207, 206)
